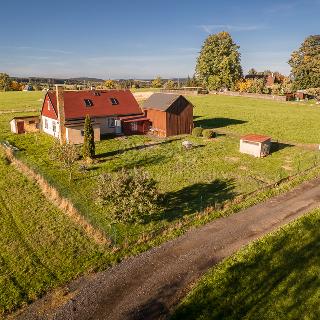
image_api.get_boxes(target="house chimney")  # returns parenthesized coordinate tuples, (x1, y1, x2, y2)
(55, 85, 66, 144)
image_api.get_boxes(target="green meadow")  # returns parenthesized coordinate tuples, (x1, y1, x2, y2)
(172, 208, 320, 320)
(1, 91, 320, 316)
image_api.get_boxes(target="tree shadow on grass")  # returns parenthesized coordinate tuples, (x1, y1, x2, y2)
(194, 117, 246, 129)
(173, 215, 320, 320)
(149, 179, 236, 223)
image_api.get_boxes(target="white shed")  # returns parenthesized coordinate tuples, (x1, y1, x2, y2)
(240, 134, 271, 158)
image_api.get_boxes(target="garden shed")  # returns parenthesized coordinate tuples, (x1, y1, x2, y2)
(240, 134, 271, 158)
(10, 116, 40, 134)
(142, 93, 194, 137)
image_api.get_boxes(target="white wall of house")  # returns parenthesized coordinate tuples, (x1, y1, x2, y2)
(42, 116, 60, 139)
(10, 120, 17, 133)
(99, 117, 118, 134)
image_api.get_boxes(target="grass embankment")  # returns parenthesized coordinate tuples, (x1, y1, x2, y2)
(172, 208, 320, 320)
(190, 95, 320, 144)
(0, 151, 106, 316)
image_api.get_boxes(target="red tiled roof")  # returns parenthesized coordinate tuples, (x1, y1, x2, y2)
(241, 134, 271, 143)
(45, 90, 142, 120)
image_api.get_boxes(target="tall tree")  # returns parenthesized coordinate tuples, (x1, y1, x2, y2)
(0, 73, 11, 91)
(151, 76, 163, 88)
(196, 32, 242, 90)
(248, 68, 258, 75)
(289, 35, 320, 90)
(82, 115, 95, 159)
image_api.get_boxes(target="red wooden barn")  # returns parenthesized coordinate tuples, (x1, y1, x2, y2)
(142, 93, 194, 137)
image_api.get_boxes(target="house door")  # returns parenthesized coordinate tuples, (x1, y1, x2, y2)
(17, 121, 25, 134)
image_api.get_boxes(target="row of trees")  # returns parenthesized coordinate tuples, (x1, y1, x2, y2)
(195, 32, 320, 92)
(0, 73, 25, 91)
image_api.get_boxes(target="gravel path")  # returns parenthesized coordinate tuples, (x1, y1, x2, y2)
(16, 177, 320, 320)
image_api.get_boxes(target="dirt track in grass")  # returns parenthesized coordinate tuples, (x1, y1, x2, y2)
(15, 176, 320, 320)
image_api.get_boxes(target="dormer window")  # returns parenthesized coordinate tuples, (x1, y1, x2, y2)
(94, 92, 100, 96)
(110, 98, 119, 105)
(84, 99, 93, 107)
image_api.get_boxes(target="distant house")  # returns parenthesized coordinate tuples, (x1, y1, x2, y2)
(142, 93, 194, 137)
(41, 86, 149, 144)
(10, 116, 40, 134)
(23, 85, 33, 91)
(240, 134, 271, 158)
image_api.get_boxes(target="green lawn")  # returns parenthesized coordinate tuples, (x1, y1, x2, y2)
(172, 208, 320, 320)
(0, 91, 44, 112)
(0, 150, 107, 316)
(6, 131, 320, 250)
(1, 92, 320, 316)
(189, 95, 320, 144)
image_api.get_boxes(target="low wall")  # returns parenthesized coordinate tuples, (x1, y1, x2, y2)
(160, 89, 199, 96)
(211, 91, 287, 102)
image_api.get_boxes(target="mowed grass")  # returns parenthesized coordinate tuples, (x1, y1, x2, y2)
(0, 91, 44, 112)
(7, 131, 320, 249)
(0, 151, 106, 316)
(189, 95, 320, 144)
(2, 91, 320, 315)
(172, 208, 320, 320)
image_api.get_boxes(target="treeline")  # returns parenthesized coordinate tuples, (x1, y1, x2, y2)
(194, 32, 320, 98)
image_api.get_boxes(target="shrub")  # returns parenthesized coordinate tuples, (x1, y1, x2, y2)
(192, 127, 204, 137)
(96, 168, 162, 223)
(202, 129, 216, 139)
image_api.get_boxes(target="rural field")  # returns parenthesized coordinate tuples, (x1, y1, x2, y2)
(1, 91, 320, 315)
(172, 208, 320, 320)
(0, 149, 107, 316)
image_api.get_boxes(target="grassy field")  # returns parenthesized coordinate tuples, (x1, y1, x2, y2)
(0, 150, 107, 316)
(172, 208, 320, 320)
(1, 92, 320, 315)
(0, 91, 44, 112)
(190, 95, 320, 144)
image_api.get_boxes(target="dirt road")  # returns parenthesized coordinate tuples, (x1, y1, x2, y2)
(16, 177, 320, 320)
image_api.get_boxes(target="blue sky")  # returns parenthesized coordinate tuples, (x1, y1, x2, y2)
(0, 0, 319, 79)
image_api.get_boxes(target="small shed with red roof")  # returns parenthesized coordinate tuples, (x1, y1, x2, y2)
(240, 134, 271, 158)
(41, 86, 150, 144)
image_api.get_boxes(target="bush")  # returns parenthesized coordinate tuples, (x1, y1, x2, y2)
(202, 129, 216, 139)
(96, 168, 162, 223)
(192, 127, 204, 137)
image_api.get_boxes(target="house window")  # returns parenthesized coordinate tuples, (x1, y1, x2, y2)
(47, 101, 50, 111)
(81, 130, 84, 136)
(84, 99, 94, 107)
(110, 98, 119, 105)
(29, 120, 35, 124)
(52, 121, 56, 132)
(108, 117, 115, 128)
(131, 122, 138, 132)
(44, 119, 48, 129)
(94, 92, 101, 96)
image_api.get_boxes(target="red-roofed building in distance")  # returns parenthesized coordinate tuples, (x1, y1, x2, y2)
(41, 86, 150, 144)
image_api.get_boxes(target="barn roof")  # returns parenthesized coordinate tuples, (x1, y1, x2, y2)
(45, 90, 142, 120)
(143, 93, 185, 111)
(241, 134, 271, 143)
